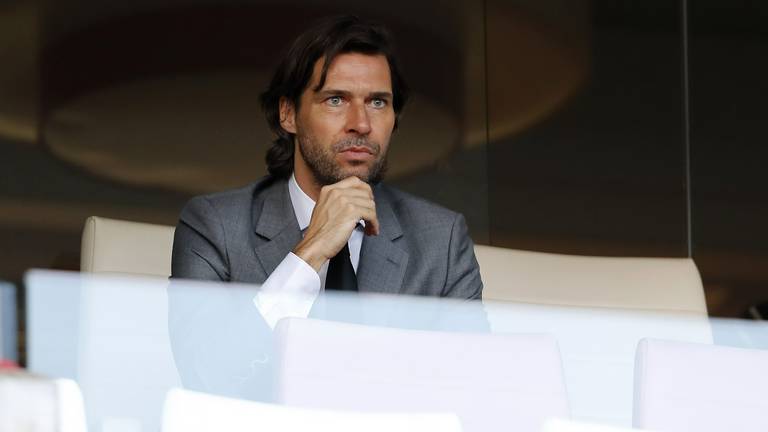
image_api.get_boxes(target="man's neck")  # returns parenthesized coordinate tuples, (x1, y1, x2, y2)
(292, 163, 322, 202)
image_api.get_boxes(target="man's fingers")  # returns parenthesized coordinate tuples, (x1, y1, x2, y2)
(323, 177, 374, 198)
(365, 216, 380, 236)
(356, 204, 380, 236)
(341, 196, 376, 212)
(315, 177, 378, 236)
(325, 176, 365, 190)
(338, 199, 379, 236)
(351, 181, 375, 200)
(320, 184, 373, 205)
(337, 188, 374, 202)
(338, 198, 376, 220)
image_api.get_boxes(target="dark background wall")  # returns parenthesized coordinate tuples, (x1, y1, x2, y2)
(688, 0, 768, 316)
(487, 0, 687, 257)
(0, 0, 766, 318)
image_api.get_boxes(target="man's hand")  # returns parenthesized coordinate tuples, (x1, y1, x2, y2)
(293, 176, 380, 272)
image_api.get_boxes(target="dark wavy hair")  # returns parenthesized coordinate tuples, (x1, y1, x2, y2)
(259, 15, 410, 178)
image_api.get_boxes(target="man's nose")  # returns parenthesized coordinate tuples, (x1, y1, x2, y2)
(345, 101, 372, 135)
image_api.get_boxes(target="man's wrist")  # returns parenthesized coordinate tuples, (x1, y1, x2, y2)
(293, 239, 327, 272)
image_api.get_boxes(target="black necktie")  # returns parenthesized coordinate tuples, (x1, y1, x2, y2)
(326, 243, 358, 291)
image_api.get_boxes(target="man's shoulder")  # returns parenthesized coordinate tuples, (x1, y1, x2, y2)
(180, 176, 284, 220)
(377, 183, 460, 226)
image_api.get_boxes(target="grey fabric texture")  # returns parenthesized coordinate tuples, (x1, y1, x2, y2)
(171, 176, 483, 299)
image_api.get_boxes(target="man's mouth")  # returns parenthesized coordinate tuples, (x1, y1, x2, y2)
(342, 146, 374, 154)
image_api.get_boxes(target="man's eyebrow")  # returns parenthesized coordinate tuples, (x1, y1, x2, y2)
(315, 89, 352, 98)
(314, 89, 393, 99)
(369, 91, 393, 100)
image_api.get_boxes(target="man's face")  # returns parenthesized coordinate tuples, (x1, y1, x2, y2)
(281, 52, 395, 185)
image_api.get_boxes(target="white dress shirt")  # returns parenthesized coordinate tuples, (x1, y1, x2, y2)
(253, 173, 364, 328)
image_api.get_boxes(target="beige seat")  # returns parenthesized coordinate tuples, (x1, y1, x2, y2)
(81, 216, 175, 276)
(474, 245, 707, 314)
(474, 246, 709, 425)
(79, 217, 706, 314)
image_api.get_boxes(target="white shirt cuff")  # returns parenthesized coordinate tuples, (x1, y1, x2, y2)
(253, 252, 321, 329)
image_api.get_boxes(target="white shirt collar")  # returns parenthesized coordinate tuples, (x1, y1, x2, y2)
(288, 173, 315, 231)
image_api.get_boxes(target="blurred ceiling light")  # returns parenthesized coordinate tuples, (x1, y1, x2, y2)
(32, 2, 590, 193)
(43, 70, 457, 193)
(478, 2, 591, 147)
(0, 115, 37, 143)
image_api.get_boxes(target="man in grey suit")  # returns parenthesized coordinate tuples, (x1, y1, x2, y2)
(171, 16, 482, 301)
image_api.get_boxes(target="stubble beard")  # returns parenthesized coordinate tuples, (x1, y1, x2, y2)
(297, 133, 388, 186)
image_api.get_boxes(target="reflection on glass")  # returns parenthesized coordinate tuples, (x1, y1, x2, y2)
(23, 270, 768, 431)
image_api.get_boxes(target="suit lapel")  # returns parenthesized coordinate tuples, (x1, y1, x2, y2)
(252, 178, 302, 278)
(357, 186, 409, 294)
(250, 179, 409, 292)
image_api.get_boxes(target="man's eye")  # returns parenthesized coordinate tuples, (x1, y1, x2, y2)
(327, 96, 343, 106)
(370, 98, 387, 108)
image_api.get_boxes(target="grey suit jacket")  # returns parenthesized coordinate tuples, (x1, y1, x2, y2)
(171, 176, 482, 299)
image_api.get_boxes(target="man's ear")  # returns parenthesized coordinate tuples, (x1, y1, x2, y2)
(279, 97, 297, 134)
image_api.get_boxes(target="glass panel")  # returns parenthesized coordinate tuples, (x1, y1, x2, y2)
(23, 270, 768, 430)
